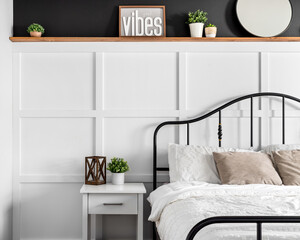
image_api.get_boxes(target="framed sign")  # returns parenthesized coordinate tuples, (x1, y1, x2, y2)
(119, 6, 166, 37)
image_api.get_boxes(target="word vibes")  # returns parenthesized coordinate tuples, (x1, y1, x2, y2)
(122, 10, 163, 36)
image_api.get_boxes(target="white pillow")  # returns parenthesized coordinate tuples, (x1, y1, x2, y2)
(168, 144, 252, 184)
(262, 144, 300, 161)
(262, 144, 300, 154)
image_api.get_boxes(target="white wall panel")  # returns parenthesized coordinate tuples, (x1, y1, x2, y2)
(20, 118, 95, 175)
(21, 53, 95, 110)
(103, 118, 177, 175)
(189, 117, 260, 149)
(268, 53, 300, 144)
(186, 53, 260, 112)
(20, 183, 81, 239)
(103, 53, 178, 110)
(269, 53, 300, 110)
(270, 118, 300, 144)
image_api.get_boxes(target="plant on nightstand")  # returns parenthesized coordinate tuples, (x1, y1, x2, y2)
(107, 157, 129, 185)
(186, 10, 208, 37)
(27, 23, 45, 37)
(205, 23, 217, 38)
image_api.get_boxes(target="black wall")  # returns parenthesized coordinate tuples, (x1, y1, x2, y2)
(14, 0, 300, 37)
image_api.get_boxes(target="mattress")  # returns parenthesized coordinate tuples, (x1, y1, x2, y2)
(148, 182, 300, 240)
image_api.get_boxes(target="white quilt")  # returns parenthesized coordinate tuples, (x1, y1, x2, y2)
(148, 182, 300, 240)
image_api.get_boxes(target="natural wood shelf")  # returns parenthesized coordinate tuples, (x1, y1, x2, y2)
(9, 37, 300, 42)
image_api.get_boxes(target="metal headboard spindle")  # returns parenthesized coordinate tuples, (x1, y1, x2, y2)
(218, 110, 222, 147)
(283, 96, 286, 144)
(250, 97, 254, 148)
(152, 92, 300, 240)
(187, 123, 190, 145)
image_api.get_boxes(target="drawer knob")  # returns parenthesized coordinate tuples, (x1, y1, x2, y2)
(103, 203, 123, 206)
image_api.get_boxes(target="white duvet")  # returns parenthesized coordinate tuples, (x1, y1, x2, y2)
(148, 182, 300, 240)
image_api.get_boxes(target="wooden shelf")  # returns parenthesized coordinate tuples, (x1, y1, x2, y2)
(9, 37, 300, 42)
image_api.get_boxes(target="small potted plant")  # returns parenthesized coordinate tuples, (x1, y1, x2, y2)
(186, 10, 208, 38)
(27, 23, 45, 37)
(205, 23, 217, 38)
(107, 157, 129, 185)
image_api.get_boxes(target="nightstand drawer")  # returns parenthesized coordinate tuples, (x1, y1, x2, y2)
(88, 193, 137, 214)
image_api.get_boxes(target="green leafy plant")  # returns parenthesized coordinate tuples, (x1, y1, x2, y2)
(107, 158, 129, 173)
(206, 23, 216, 28)
(186, 10, 208, 24)
(27, 23, 45, 34)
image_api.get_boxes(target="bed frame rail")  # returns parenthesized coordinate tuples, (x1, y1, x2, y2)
(186, 216, 300, 240)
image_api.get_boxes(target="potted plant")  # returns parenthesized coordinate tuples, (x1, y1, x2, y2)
(186, 10, 208, 38)
(107, 157, 129, 185)
(27, 23, 45, 37)
(205, 23, 217, 38)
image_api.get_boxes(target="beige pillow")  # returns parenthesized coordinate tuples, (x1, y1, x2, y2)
(272, 150, 300, 185)
(213, 152, 282, 185)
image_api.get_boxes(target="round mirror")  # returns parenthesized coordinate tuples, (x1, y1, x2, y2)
(236, 0, 292, 37)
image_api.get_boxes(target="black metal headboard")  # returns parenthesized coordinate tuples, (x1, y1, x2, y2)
(153, 92, 300, 190)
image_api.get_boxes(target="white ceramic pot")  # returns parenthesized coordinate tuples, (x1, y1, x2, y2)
(30, 31, 42, 37)
(189, 23, 204, 37)
(112, 173, 125, 185)
(205, 27, 217, 38)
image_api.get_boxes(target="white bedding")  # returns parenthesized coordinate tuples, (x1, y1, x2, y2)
(148, 182, 300, 240)
(168, 144, 252, 184)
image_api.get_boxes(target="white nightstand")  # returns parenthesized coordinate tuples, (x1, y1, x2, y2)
(80, 183, 146, 240)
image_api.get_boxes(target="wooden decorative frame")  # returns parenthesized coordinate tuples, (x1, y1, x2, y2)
(119, 5, 166, 37)
(85, 156, 106, 185)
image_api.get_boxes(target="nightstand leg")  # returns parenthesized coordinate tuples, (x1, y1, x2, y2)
(137, 193, 143, 240)
(90, 215, 103, 240)
(90, 215, 96, 240)
(82, 194, 89, 240)
(98, 215, 103, 239)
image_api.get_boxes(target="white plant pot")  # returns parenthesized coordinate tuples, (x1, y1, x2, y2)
(189, 23, 204, 38)
(205, 27, 217, 38)
(112, 173, 125, 185)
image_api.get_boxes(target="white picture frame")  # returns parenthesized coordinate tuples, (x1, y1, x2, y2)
(119, 6, 166, 37)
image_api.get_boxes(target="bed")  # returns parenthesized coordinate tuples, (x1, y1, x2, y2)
(149, 92, 300, 240)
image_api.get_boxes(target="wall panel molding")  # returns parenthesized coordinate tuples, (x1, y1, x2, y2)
(12, 52, 21, 240)
(260, 52, 270, 147)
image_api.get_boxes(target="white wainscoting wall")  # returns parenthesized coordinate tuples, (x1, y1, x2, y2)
(0, 0, 13, 239)
(12, 42, 300, 240)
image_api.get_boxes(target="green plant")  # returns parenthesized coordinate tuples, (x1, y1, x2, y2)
(27, 23, 45, 34)
(206, 23, 216, 28)
(186, 10, 208, 24)
(107, 158, 129, 173)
